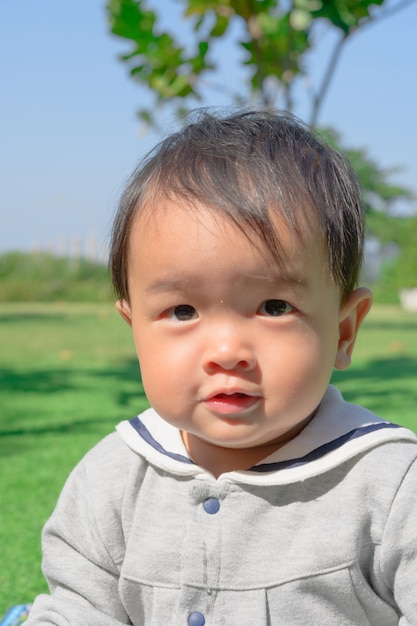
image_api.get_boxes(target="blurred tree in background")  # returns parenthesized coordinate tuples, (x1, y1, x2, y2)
(106, 0, 415, 126)
(106, 0, 417, 297)
(0, 252, 112, 302)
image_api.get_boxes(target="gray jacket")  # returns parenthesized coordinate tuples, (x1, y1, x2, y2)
(27, 386, 417, 625)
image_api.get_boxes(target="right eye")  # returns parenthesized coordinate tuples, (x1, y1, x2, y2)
(257, 299, 294, 317)
(165, 304, 198, 321)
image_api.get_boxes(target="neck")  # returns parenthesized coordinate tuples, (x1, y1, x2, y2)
(181, 412, 315, 478)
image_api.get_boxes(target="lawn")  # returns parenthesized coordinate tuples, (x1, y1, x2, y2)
(331, 304, 417, 428)
(0, 303, 148, 612)
(0, 302, 416, 613)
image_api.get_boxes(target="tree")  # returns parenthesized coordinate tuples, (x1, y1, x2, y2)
(106, 0, 417, 293)
(321, 128, 415, 219)
(373, 215, 417, 296)
(106, 0, 416, 127)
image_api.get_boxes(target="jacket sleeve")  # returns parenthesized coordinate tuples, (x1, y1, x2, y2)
(380, 454, 417, 624)
(27, 436, 134, 625)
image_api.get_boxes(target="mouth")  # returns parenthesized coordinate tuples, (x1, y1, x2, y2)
(203, 391, 261, 415)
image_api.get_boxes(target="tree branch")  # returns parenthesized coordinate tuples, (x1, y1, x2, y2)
(364, 0, 417, 28)
(309, 32, 347, 128)
(309, 0, 417, 127)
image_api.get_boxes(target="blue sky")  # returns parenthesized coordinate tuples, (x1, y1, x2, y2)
(1, 0, 416, 256)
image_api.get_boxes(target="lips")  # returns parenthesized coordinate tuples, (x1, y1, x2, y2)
(204, 391, 260, 415)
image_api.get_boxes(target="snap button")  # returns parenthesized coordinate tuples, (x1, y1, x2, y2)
(188, 611, 206, 626)
(203, 497, 220, 514)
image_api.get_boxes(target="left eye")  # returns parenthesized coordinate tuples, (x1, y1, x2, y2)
(258, 299, 293, 316)
(166, 304, 197, 321)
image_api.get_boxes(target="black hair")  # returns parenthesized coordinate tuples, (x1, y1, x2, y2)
(110, 109, 364, 301)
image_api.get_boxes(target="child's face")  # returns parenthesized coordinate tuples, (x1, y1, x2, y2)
(118, 199, 371, 471)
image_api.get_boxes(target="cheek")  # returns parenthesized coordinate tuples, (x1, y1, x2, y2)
(264, 328, 338, 420)
(266, 321, 339, 381)
(133, 330, 193, 400)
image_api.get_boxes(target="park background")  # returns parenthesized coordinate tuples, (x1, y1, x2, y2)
(1, 0, 417, 615)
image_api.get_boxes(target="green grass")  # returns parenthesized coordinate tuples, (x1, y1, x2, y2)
(1, 302, 416, 613)
(0, 252, 113, 302)
(331, 305, 417, 429)
(0, 303, 148, 612)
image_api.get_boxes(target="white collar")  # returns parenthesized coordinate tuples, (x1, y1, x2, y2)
(116, 386, 416, 485)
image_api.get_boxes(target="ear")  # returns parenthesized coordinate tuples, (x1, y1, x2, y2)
(116, 299, 132, 327)
(334, 287, 373, 371)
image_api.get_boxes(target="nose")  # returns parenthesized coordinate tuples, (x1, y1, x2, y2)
(203, 323, 256, 373)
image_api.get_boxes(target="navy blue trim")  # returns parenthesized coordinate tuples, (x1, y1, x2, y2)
(129, 417, 401, 472)
(249, 422, 401, 473)
(129, 417, 195, 465)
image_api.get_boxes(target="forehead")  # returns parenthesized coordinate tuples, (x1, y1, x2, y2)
(127, 197, 328, 287)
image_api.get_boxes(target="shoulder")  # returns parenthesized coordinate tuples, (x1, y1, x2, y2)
(82, 431, 137, 474)
(66, 431, 137, 481)
(370, 439, 417, 490)
(46, 430, 152, 553)
(346, 439, 417, 493)
(58, 430, 150, 512)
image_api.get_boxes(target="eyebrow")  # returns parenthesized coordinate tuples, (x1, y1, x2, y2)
(144, 271, 309, 296)
(256, 270, 309, 289)
(144, 278, 199, 295)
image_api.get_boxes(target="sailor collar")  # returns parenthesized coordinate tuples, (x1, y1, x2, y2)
(116, 385, 416, 486)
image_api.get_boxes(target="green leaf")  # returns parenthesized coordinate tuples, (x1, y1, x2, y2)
(210, 13, 229, 37)
(107, 0, 156, 42)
